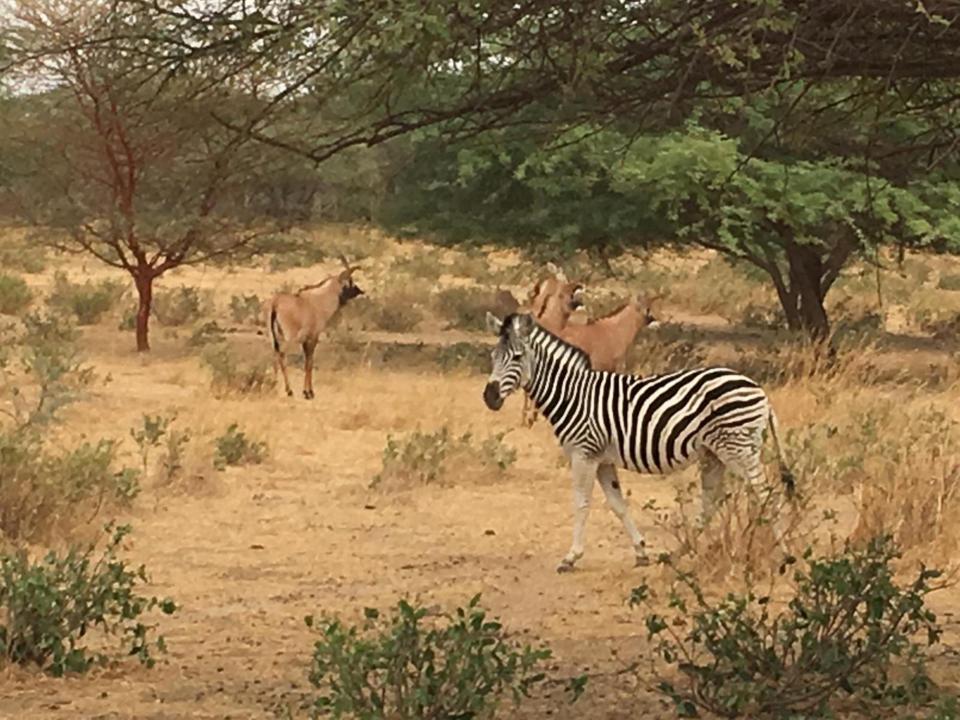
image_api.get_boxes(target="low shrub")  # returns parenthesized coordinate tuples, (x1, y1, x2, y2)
(349, 294, 425, 333)
(0, 314, 133, 542)
(229, 293, 263, 325)
(0, 273, 33, 315)
(0, 524, 176, 675)
(371, 427, 516, 489)
(390, 251, 446, 281)
(47, 272, 123, 325)
(937, 273, 960, 292)
(130, 412, 191, 487)
(306, 595, 552, 719)
(0, 432, 139, 542)
(201, 343, 276, 397)
(188, 321, 226, 347)
(153, 286, 206, 326)
(433, 286, 490, 331)
(633, 537, 945, 718)
(213, 423, 268, 470)
(0, 242, 46, 274)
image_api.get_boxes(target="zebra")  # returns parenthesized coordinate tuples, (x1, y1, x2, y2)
(482, 312, 794, 572)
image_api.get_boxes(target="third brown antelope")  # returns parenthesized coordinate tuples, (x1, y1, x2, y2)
(267, 256, 364, 399)
(540, 290, 660, 372)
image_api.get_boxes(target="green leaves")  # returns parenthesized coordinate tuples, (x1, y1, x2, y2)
(0, 523, 176, 675)
(636, 537, 946, 717)
(307, 595, 553, 719)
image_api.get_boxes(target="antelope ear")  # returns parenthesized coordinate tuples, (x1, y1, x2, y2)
(545, 261, 568, 282)
(486, 312, 503, 335)
(515, 313, 534, 337)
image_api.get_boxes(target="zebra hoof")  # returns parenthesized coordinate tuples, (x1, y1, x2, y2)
(556, 559, 577, 573)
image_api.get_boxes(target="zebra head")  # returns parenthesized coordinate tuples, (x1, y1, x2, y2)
(483, 312, 535, 411)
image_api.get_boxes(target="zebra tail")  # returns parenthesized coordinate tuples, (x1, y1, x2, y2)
(768, 407, 795, 499)
(269, 306, 283, 352)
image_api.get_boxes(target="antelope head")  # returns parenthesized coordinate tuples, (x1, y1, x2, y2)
(336, 254, 364, 305)
(528, 263, 584, 318)
(635, 292, 662, 329)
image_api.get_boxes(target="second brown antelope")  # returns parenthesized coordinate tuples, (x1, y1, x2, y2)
(520, 263, 585, 427)
(540, 287, 660, 372)
(267, 256, 364, 399)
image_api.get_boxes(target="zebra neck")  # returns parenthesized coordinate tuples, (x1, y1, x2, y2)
(523, 332, 590, 420)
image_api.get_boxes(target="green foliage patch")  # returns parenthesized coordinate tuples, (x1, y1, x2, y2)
(0, 273, 33, 315)
(0, 524, 176, 675)
(371, 426, 516, 489)
(306, 595, 552, 719)
(633, 537, 945, 718)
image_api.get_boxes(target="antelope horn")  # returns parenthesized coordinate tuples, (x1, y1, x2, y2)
(338, 253, 352, 272)
(545, 261, 568, 282)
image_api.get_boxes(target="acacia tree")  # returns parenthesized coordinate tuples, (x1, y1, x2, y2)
(381, 119, 960, 339)
(1, 1, 289, 351)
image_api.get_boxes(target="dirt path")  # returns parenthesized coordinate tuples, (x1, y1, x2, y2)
(1, 353, 693, 719)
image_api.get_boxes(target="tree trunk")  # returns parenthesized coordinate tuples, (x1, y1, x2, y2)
(785, 242, 831, 341)
(133, 270, 154, 352)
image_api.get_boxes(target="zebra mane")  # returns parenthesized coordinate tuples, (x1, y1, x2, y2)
(529, 322, 592, 370)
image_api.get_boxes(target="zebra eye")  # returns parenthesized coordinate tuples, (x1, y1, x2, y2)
(511, 352, 524, 361)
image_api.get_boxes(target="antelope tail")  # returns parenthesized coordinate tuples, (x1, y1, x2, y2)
(269, 305, 283, 352)
(768, 407, 795, 499)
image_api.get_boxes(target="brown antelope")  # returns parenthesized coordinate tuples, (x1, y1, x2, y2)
(268, 257, 364, 399)
(540, 289, 660, 372)
(527, 262, 584, 319)
(519, 264, 585, 427)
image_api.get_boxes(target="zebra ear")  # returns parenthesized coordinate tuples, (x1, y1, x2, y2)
(485, 312, 503, 335)
(515, 313, 534, 337)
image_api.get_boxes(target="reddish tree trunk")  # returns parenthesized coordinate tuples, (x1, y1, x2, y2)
(133, 270, 154, 352)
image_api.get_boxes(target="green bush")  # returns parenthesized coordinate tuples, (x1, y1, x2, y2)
(188, 320, 226, 347)
(0, 273, 33, 315)
(307, 595, 551, 719)
(47, 272, 123, 325)
(0, 314, 133, 542)
(130, 412, 190, 487)
(153, 285, 206, 326)
(634, 536, 944, 718)
(229, 293, 263, 325)
(937, 273, 960, 292)
(201, 343, 276, 397)
(213, 423, 267, 470)
(0, 243, 46, 274)
(371, 427, 516, 489)
(0, 432, 139, 542)
(0, 524, 176, 675)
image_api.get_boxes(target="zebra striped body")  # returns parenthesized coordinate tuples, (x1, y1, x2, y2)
(531, 340, 768, 475)
(483, 312, 792, 571)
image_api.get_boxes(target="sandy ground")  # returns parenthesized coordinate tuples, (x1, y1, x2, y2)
(1, 242, 959, 719)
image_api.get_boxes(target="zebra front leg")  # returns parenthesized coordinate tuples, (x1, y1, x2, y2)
(557, 456, 597, 573)
(598, 464, 649, 566)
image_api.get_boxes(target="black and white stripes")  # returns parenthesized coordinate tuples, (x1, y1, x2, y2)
(483, 312, 793, 571)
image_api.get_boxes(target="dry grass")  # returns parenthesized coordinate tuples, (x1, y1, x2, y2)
(0, 228, 959, 718)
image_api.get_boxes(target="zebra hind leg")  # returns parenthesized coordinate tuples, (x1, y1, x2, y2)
(557, 456, 597, 573)
(710, 439, 788, 556)
(698, 450, 727, 525)
(597, 464, 649, 566)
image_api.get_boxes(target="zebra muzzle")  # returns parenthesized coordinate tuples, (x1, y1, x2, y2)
(483, 382, 504, 411)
